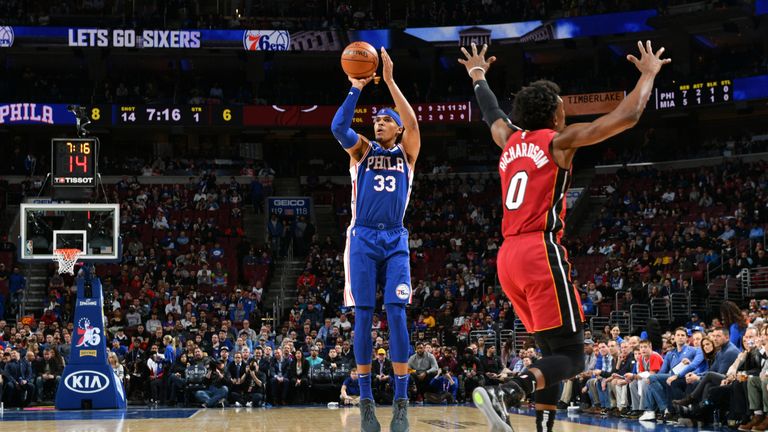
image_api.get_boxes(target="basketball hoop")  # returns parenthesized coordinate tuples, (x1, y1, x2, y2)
(53, 248, 83, 275)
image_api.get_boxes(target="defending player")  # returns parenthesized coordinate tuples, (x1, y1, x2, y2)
(331, 47, 420, 432)
(458, 41, 671, 432)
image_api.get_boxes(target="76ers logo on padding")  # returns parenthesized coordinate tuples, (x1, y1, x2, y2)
(76, 318, 101, 348)
(395, 284, 410, 300)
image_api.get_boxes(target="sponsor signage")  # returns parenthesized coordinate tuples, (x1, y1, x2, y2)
(268, 196, 311, 218)
(563, 91, 626, 116)
(64, 370, 110, 394)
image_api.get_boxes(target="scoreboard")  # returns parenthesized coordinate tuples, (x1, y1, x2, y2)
(88, 105, 242, 127)
(81, 103, 471, 127)
(653, 79, 732, 110)
(51, 138, 97, 187)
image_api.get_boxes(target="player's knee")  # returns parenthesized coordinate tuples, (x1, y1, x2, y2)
(551, 343, 584, 377)
(385, 303, 409, 363)
(385, 303, 406, 327)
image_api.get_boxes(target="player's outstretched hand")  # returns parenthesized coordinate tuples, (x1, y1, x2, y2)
(348, 74, 375, 90)
(458, 43, 496, 80)
(381, 47, 394, 84)
(626, 40, 671, 76)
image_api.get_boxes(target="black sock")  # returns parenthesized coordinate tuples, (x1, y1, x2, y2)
(536, 409, 556, 432)
(510, 372, 536, 395)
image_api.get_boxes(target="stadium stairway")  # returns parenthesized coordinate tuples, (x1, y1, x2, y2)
(23, 265, 48, 316)
(243, 205, 266, 244)
(260, 176, 308, 317)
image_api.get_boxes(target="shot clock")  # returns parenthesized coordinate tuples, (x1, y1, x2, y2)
(51, 138, 97, 187)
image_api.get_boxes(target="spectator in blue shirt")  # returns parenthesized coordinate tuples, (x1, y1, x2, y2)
(673, 327, 741, 407)
(685, 313, 704, 331)
(8, 266, 26, 311)
(643, 327, 699, 417)
(341, 368, 361, 406)
(425, 368, 458, 403)
(721, 300, 747, 350)
(580, 291, 596, 316)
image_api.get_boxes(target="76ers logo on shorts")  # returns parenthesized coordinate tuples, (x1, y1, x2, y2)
(395, 284, 411, 300)
(76, 318, 102, 348)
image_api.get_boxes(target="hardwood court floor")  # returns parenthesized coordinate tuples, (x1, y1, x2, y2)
(0, 405, 710, 432)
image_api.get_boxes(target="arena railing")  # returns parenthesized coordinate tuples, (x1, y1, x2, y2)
(742, 266, 768, 296)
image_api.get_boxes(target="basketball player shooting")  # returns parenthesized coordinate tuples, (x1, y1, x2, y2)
(331, 47, 420, 432)
(458, 41, 670, 432)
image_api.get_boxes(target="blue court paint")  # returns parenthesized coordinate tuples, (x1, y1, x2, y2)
(0, 408, 198, 422)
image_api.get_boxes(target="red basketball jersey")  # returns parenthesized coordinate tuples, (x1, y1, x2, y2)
(499, 129, 571, 239)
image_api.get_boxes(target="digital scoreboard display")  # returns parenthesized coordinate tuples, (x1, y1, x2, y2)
(52, 138, 97, 187)
(653, 79, 732, 110)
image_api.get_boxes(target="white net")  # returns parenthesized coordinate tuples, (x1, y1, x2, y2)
(53, 248, 83, 275)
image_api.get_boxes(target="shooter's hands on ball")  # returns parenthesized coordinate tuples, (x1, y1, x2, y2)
(458, 43, 497, 81)
(626, 40, 671, 76)
(381, 47, 394, 84)
(348, 74, 375, 90)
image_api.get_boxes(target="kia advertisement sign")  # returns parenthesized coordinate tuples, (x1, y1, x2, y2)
(64, 370, 110, 394)
(56, 270, 126, 410)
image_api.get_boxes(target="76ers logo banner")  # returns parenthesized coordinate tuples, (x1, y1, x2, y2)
(242, 30, 290, 51)
(76, 318, 101, 348)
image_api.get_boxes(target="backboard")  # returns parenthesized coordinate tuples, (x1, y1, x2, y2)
(20, 203, 120, 262)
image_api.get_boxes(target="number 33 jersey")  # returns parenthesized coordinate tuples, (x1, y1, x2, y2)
(350, 141, 413, 228)
(499, 129, 571, 240)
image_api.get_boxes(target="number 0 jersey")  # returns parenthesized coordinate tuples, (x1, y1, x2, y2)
(350, 141, 413, 228)
(499, 129, 571, 239)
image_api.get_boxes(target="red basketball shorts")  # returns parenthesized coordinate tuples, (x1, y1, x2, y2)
(498, 231, 584, 334)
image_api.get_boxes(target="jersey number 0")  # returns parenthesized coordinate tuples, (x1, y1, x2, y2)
(505, 171, 528, 210)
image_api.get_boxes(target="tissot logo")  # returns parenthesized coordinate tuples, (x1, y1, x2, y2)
(64, 370, 110, 394)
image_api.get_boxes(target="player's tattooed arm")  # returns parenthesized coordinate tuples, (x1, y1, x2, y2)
(459, 43, 520, 150)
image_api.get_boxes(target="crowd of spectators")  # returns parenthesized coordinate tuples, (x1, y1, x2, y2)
(557, 301, 768, 429)
(0, 142, 766, 419)
(0, 0, 747, 29)
(563, 159, 768, 322)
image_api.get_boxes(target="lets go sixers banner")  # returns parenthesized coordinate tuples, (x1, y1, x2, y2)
(56, 268, 126, 410)
(1, 27, 391, 51)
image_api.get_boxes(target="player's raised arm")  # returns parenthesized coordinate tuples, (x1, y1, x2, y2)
(331, 74, 375, 162)
(380, 47, 420, 165)
(459, 43, 520, 150)
(554, 40, 671, 150)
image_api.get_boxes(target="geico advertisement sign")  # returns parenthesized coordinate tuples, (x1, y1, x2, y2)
(272, 199, 306, 206)
(64, 370, 110, 394)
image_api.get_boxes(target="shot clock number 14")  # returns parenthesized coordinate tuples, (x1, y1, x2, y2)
(51, 138, 97, 187)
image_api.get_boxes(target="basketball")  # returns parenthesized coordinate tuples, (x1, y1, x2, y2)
(341, 41, 379, 79)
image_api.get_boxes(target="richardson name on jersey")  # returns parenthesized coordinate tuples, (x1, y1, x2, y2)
(367, 155, 405, 173)
(499, 142, 550, 171)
